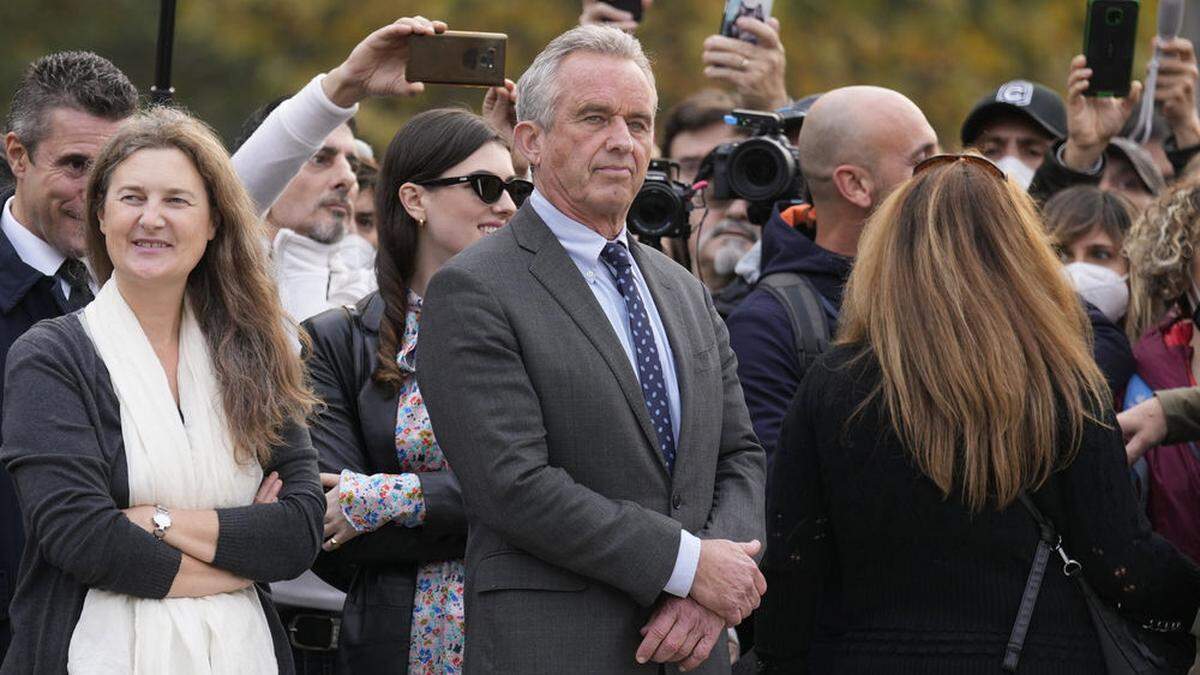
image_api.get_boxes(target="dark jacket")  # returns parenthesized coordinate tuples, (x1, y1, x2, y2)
(0, 186, 73, 659)
(1028, 140, 1104, 204)
(1086, 301, 1136, 398)
(725, 209, 852, 463)
(302, 291, 466, 673)
(757, 344, 1200, 674)
(0, 314, 324, 674)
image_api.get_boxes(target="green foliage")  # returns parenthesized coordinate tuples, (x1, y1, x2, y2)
(0, 0, 1167, 152)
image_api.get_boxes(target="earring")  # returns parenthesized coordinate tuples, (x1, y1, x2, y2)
(417, 218, 425, 228)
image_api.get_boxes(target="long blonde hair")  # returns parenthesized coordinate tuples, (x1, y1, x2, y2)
(85, 107, 317, 466)
(838, 157, 1109, 512)
(1124, 177, 1200, 342)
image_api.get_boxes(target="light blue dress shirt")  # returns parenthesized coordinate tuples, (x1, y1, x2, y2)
(530, 189, 701, 597)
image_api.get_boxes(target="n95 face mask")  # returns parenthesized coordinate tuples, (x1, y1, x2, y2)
(1063, 261, 1129, 323)
(993, 155, 1036, 191)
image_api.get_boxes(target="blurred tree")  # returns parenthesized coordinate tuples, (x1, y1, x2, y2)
(0, 0, 1170, 153)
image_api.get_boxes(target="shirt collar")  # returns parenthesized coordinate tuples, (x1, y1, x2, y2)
(529, 189, 629, 266)
(2, 195, 66, 277)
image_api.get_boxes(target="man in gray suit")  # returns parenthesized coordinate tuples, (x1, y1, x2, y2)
(418, 24, 766, 674)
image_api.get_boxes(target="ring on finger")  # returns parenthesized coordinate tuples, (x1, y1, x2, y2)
(740, 57, 750, 70)
(328, 536, 340, 549)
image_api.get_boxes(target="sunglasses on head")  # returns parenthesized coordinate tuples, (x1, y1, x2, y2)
(913, 153, 1007, 181)
(414, 172, 534, 207)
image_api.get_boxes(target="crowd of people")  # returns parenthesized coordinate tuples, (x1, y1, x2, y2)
(4, 2, 1200, 674)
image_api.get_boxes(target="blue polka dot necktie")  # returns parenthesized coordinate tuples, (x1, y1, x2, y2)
(599, 241, 676, 472)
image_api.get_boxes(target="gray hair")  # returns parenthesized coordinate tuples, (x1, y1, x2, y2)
(516, 25, 656, 130)
(6, 51, 138, 156)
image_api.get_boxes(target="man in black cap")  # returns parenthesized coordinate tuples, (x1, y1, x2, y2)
(961, 79, 1066, 189)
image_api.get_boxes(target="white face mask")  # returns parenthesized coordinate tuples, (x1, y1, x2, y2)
(993, 155, 1036, 191)
(1063, 261, 1129, 323)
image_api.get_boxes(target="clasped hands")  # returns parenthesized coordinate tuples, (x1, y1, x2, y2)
(636, 538, 765, 671)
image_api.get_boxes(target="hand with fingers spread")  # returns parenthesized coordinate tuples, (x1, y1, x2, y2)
(689, 539, 766, 626)
(320, 471, 361, 552)
(1153, 37, 1200, 148)
(579, 0, 650, 33)
(635, 596, 727, 671)
(702, 16, 789, 112)
(322, 16, 449, 108)
(482, 79, 530, 177)
(1062, 54, 1143, 172)
(1118, 395, 1168, 466)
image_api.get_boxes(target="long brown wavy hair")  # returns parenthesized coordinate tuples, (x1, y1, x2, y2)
(1124, 176, 1200, 342)
(85, 106, 317, 466)
(838, 156, 1109, 512)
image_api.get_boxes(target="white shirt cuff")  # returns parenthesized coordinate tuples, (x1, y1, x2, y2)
(663, 530, 701, 597)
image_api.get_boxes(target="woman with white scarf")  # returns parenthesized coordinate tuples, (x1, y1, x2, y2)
(0, 107, 324, 675)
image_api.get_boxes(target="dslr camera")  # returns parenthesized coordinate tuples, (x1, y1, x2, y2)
(701, 109, 804, 224)
(628, 159, 698, 241)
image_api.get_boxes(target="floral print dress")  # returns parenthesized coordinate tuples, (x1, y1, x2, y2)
(337, 291, 465, 674)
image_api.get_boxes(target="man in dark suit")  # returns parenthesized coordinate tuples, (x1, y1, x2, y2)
(0, 51, 137, 658)
(419, 25, 766, 674)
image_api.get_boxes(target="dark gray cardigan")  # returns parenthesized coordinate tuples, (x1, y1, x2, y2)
(0, 314, 325, 674)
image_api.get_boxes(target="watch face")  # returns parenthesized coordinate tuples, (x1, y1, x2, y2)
(153, 512, 171, 529)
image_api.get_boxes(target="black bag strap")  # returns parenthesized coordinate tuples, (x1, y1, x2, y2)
(757, 272, 831, 370)
(1003, 493, 1084, 672)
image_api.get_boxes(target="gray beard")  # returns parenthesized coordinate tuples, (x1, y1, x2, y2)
(305, 217, 346, 245)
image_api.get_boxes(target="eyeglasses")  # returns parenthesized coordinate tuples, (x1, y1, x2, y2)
(414, 173, 534, 207)
(913, 153, 1007, 181)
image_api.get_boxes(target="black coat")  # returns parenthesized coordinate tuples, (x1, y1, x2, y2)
(757, 344, 1200, 674)
(302, 291, 466, 673)
(0, 186, 74, 658)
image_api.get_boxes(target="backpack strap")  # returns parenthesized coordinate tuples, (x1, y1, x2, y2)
(757, 272, 831, 371)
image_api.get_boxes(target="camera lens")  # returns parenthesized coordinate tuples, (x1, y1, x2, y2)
(629, 183, 681, 238)
(728, 137, 797, 203)
(1105, 7, 1123, 25)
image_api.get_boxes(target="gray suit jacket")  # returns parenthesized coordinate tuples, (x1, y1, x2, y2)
(418, 205, 765, 674)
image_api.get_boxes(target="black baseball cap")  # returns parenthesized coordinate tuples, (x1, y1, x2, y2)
(960, 80, 1067, 147)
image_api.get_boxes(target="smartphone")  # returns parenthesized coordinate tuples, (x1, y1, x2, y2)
(605, 0, 643, 23)
(1083, 0, 1139, 97)
(720, 0, 774, 44)
(407, 31, 507, 87)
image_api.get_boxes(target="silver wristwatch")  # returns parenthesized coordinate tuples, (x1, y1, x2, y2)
(151, 504, 172, 541)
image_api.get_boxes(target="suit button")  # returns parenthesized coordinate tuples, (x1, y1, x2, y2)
(671, 494, 682, 510)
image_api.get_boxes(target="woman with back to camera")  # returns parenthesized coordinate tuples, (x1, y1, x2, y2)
(0, 107, 324, 674)
(303, 107, 529, 674)
(756, 155, 1200, 673)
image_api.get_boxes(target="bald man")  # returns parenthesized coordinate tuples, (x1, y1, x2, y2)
(726, 86, 937, 461)
(733, 86, 936, 671)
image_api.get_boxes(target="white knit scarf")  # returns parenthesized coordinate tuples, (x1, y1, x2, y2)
(67, 278, 277, 674)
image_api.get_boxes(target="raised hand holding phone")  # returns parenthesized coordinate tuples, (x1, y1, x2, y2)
(322, 16, 447, 107)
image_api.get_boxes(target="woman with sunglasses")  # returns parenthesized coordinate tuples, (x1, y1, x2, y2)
(757, 155, 1200, 673)
(301, 108, 528, 674)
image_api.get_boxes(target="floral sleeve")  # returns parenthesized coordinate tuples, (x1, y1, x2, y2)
(337, 468, 426, 532)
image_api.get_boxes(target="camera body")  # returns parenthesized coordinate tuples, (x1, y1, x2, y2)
(628, 159, 696, 240)
(702, 109, 804, 224)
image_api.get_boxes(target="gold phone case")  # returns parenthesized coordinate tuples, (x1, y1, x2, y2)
(407, 31, 507, 87)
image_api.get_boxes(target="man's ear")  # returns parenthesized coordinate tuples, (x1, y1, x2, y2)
(513, 121, 543, 169)
(831, 164, 875, 210)
(398, 183, 427, 224)
(5, 132, 31, 180)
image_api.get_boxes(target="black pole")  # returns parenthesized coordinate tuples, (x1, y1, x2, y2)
(150, 0, 177, 105)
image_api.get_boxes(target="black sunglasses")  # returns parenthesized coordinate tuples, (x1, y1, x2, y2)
(414, 173, 534, 207)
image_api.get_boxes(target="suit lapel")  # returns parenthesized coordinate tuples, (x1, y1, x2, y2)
(629, 242, 697, 479)
(513, 209, 664, 466)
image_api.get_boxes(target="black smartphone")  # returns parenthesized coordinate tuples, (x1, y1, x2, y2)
(1083, 0, 1140, 97)
(407, 31, 507, 87)
(604, 0, 643, 23)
